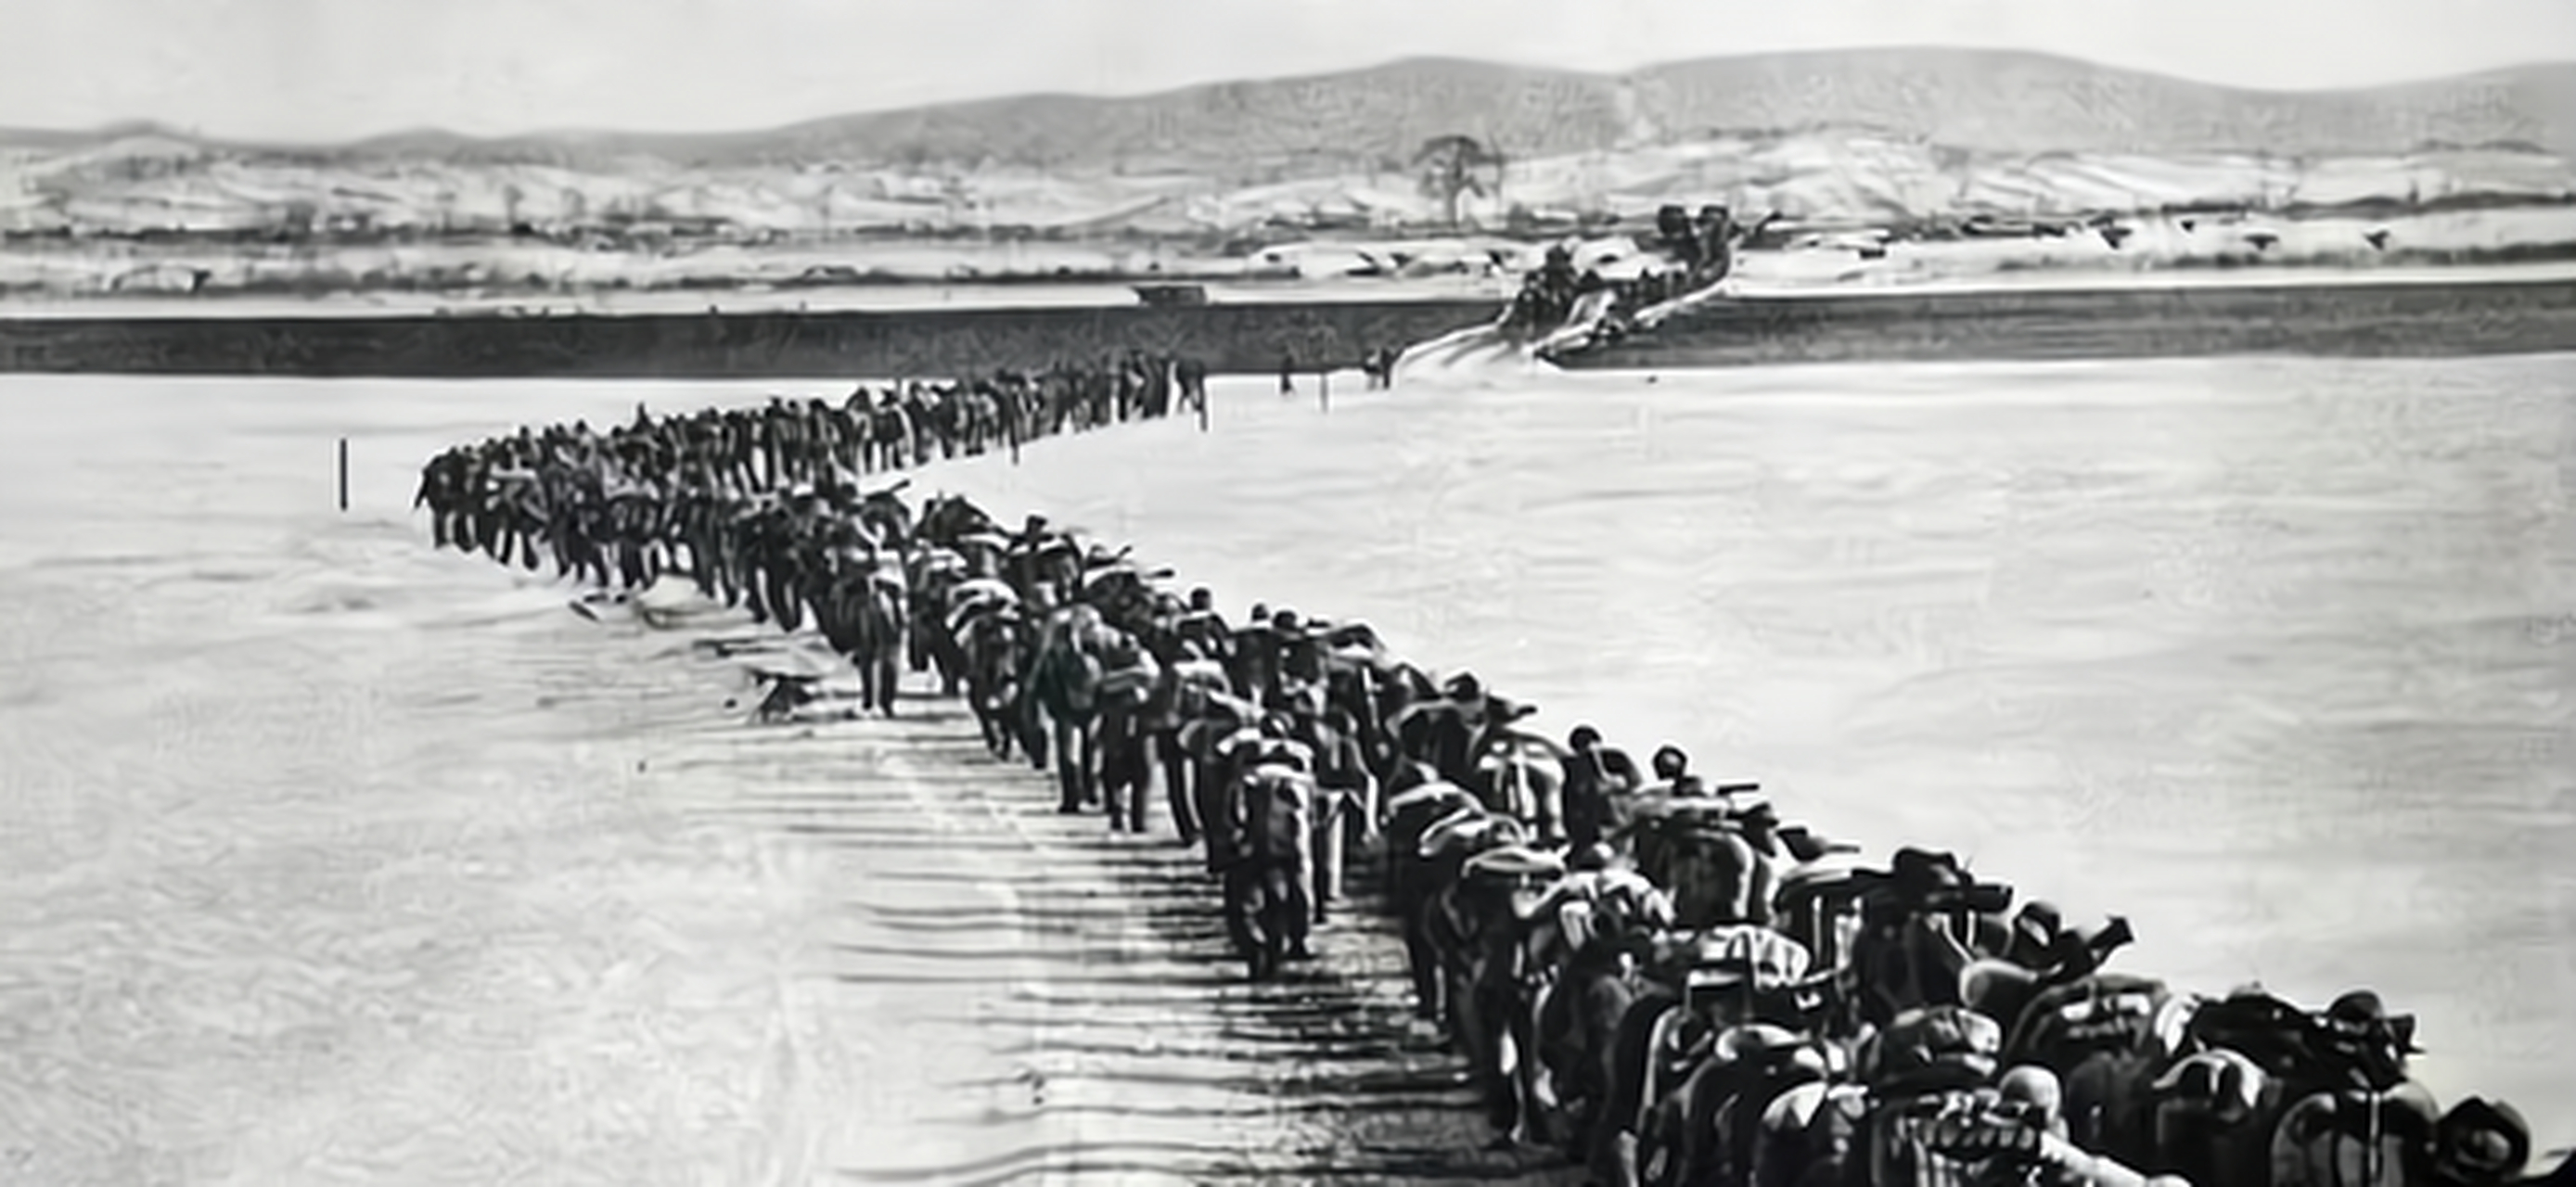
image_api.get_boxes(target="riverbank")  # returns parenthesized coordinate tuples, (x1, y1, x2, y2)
(0, 276, 1515, 322)
(12, 266, 2576, 379)
(0, 299, 1497, 379)
(1544, 269, 2576, 368)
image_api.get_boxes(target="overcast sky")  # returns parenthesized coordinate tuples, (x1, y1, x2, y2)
(5, 0, 2572, 142)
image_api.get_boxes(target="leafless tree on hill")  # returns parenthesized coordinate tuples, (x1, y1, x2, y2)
(1414, 134, 1507, 229)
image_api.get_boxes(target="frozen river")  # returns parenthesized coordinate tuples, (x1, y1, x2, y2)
(1, 352, 2570, 1181)
(919, 351, 2576, 1154)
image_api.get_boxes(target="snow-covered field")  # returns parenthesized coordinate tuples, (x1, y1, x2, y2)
(6, 128, 2574, 307)
(5, 207, 2574, 318)
(6, 131, 2570, 238)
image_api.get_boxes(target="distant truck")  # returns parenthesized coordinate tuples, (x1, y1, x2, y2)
(1133, 284, 1210, 307)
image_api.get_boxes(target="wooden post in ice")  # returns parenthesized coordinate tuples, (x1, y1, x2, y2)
(337, 437, 349, 512)
(1319, 368, 1330, 413)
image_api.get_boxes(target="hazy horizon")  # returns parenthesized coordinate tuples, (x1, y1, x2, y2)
(14, 46, 2576, 147)
(3, 0, 2573, 145)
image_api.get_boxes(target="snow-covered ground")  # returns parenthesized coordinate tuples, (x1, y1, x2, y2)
(4, 207, 2573, 316)
(5, 130, 2573, 307)
(6, 131, 2568, 238)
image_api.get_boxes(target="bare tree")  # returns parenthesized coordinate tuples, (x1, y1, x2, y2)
(1413, 134, 1506, 229)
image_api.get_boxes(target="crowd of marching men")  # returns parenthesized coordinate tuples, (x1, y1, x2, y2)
(414, 362, 2567, 1187)
(416, 350, 1209, 534)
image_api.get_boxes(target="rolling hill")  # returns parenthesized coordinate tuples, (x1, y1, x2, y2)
(5, 49, 2573, 175)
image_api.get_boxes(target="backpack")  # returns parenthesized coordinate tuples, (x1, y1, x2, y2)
(2432, 1096, 2533, 1187)
(2007, 972, 2174, 1070)
(2186, 989, 2403, 1096)
(2270, 1082, 2443, 1187)
(1865, 1086, 2016, 1187)
(1749, 1080, 1866, 1187)
(1862, 1005, 2004, 1099)
(1243, 769, 1312, 866)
